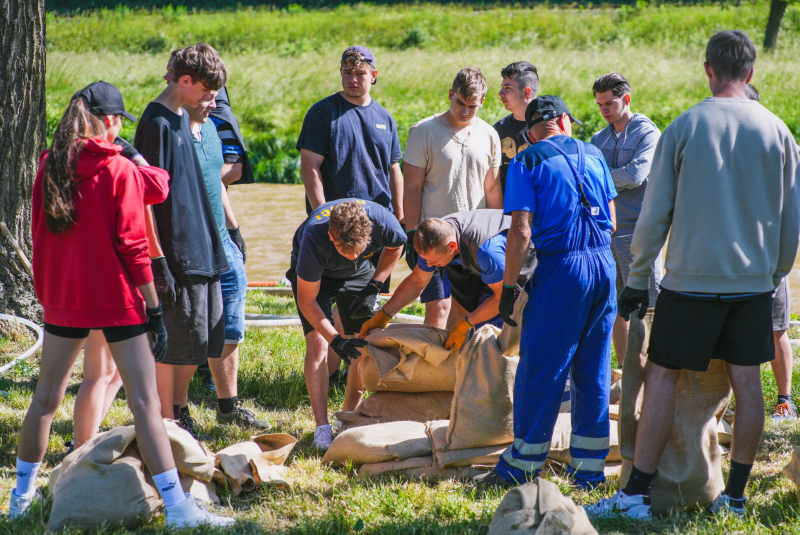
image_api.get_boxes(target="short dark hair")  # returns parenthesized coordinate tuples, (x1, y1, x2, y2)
(592, 73, 631, 98)
(172, 42, 227, 91)
(414, 219, 453, 254)
(745, 83, 760, 101)
(705, 30, 756, 81)
(501, 61, 539, 97)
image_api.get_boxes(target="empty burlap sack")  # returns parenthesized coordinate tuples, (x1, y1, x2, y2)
(334, 391, 454, 430)
(783, 447, 800, 486)
(488, 478, 598, 535)
(427, 419, 509, 467)
(48, 420, 215, 531)
(360, 325, 457, 392)
(215, 433, 297, 494)
(322, 421, 432, 467)
(619, 312, 732, 514)
(547, 413, 620, 464)
(444, 292, 527, 451)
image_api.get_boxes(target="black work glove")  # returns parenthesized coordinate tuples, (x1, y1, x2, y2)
(151, 257, 177, 307)
(228, 227, 247, 263)
(330, 335, 368, 366)
(146, 304, 168, 362)
(618, 286, 649, 321)
(349, 279, 383, 319)
(113, 136, 140, 160)
(405, 229, 418, 271)
(499, 284, 518, 327)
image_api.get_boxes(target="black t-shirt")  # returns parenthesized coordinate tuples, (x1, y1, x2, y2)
(134, 102, 229, 278)
(493, 114, 530, 193)
(291, 199, 406, 282)
(296, 93, 402, 215)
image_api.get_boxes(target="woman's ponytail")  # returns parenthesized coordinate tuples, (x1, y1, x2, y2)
(43, 97, 107, 234)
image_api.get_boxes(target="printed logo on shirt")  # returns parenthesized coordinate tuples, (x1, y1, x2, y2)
(376, 124, 387, 130)
(316, 200, 366, 220)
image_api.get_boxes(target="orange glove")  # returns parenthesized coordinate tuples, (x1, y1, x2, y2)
(445, 317, 474, 350)
(359, 309, 392, 338)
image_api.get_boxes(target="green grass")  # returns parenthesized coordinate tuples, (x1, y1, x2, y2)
(2, 293, 800, 533)
(44, 1, 800, 182)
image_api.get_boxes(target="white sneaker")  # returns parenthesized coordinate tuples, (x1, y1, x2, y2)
(585, 490, 652, 520)
(707, 493, 746, 518)
(313, 424, 334, 451)
(164, 495, 235, 528)
(8, 488, 42, 520)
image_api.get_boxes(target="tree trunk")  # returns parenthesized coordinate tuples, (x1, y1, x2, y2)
(764, 0, 789, 50)
(0, 0, 45, 321)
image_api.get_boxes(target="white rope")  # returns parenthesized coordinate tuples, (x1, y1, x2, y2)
(0, 313, 44, 374)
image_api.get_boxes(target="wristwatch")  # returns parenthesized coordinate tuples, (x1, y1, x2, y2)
(369, 279, 384, 292)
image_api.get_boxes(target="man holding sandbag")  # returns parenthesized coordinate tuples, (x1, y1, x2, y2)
(360, 209, 537, 349)
(587, 31, 800, 519)
(286, 200, 405, 451)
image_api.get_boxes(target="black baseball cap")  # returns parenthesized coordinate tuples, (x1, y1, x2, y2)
(341, 46, 377, 70)
(74, 81, 136, 122)
(525, 95, 582, 129)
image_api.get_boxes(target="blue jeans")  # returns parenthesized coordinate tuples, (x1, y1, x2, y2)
(220, 238, 247, 345)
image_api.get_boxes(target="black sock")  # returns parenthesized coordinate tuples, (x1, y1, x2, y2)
(218, 396, 239, 414)
(778, 394, 792, 405)
(724, 461, 752, 500)
(173, 404, 181, 418)
(623, 465, 656, 497)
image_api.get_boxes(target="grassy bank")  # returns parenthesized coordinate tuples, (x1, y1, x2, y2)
(45, 1, 800, 182)
(2, 294, 800, 533)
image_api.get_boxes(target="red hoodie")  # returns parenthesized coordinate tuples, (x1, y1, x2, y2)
(32, 138, 170, 327)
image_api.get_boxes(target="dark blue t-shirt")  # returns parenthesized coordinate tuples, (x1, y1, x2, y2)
(296, 93, 402, 214)
(291, 199, 406, 282)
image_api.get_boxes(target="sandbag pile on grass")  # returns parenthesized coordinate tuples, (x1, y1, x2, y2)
(334, 391, 454, 431)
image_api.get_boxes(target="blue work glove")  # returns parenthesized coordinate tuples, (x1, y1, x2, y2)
(146, 304, 168, 362)
(618, 286, 649, 321)
(151, 257, 177, 307)
(228, 227, 247, 264)
(349, 279, 383, 319)
(405, 229, 418, 271)
(499, 284, 518, 327)
(330, 336, 367, 366)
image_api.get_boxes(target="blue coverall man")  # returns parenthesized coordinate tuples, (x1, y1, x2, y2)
(477, 96, 618, 490)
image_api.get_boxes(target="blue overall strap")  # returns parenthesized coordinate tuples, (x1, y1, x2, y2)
(540, 138, 591, 210)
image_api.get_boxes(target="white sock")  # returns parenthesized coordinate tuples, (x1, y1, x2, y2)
(152, 468, 187, 508)
(15, 458, 41, 497)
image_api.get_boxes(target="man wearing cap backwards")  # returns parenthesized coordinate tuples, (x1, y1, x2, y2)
(475, 95, 618, 490)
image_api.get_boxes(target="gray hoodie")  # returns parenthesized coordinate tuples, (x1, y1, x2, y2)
(590, 113, 661, 236)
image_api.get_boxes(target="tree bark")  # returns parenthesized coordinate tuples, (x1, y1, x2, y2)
(0, 0, 45, 321)
(764, 0, 789, 50)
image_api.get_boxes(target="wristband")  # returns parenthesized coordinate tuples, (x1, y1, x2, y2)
(464, 316, 474, 328)
(380, 307, 393, 319)
(369, 278, 385, 292)
(502, 283, 516, 289)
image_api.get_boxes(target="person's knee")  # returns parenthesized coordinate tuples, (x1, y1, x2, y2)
(126, 388, 162, 418)
(644, 361, 680, 385)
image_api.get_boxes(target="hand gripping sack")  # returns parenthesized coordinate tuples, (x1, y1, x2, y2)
(359, 324, 458, 392)
(619, 312, 731, 514)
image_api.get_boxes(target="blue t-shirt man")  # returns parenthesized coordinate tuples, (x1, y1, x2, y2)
(417, 231, 507, 285)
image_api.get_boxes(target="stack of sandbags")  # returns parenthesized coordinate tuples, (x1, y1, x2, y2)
(322, 421, 432, 467)
(215, 433, 297, 493)
(48, 421, 218, 531)
(334, 391, 453, 431)
(619, 313, 732, 514)
(547, 413, 621, 465)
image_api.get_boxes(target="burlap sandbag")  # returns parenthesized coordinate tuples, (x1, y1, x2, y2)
(334, 391, 454, 430)
(321, 421, 432, 467)
(547, 413, 620, 464)
(619, 312, 732, 514)
(444, 293, 527, 450)
(783, 447, 800, 486)
(427, 419, 509, 467)
(401, 465, 489, 482)
(215, 433, 297, 494)
(488, 478, 599, 535)
(358, 456, 435, 477)
(359, 325, 457, 392)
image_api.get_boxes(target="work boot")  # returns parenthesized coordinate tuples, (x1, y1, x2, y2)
(176, 408, 211, 441)
(164, 495, 235, 528)
(706, 493, 746, 518)
(773, 399, 797, 420)
(313, 425, 334, 451)
(216, 401, 271, 430)
(585, 490, 652, 520)
(8, 488, 42, 520)
(473, 470, 517, 489)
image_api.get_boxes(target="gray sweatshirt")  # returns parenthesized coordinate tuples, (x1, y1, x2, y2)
(591, 113, 661, 236)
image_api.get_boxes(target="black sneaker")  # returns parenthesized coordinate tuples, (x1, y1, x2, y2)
(216, 401, 271, 430)
(64, 439, 74, 455)
(197, 366, 217, 392)
(329, 369, 349, 387)
(177, 409, 211, 441)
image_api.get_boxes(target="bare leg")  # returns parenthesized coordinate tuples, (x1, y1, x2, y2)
(342, 345, 365, 412)
(424, 298, 450, 329)
(208, 344, 238, 400)
(173, 365, 199, 408)
(17, 334, 84, 463)
(632, 362, 681, 473)
(727, 363, 765, 464)
(304, 331, 330, 427)
(771, 330, 793, 397)
(73, 331, 122, 447)
(327, 305, 344, 375)
(108, 334, 175, 475)
(155, 362, 176, 419)
(613, 315, 629, 368)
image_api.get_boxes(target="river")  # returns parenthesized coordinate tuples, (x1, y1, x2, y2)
(229, 184, 800, 313)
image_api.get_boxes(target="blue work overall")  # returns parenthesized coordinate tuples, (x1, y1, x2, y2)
(495, 138, 616, 489)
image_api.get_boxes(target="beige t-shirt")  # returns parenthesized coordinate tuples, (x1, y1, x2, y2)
(404, 114, 502, 221)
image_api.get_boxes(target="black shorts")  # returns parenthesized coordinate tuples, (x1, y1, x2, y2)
(287, 266, 377, 337)
(44, 323, 148, 344)
(648, 289, 775, 372)
(445, 263, 492, 313)
(161, 274, 225, 366)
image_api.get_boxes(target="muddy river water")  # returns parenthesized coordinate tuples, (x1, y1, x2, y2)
(229, 184, 800, 313)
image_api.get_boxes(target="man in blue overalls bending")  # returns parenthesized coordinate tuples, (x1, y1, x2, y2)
(477, 96, 618, 490)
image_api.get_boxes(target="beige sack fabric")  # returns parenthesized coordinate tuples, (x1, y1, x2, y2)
(358, 456, 435, 477)
(427, 419, 509, 467)
(322, 421, 432, 467)
(488, 479, 599, 535)
(401, 465, 489, 482)
(215, 433, 297, 494)
(783, 447, 800, 486)
(619, 313, 732, 514)
(334, 391, 454, 430)
(360, 325, 458, 392)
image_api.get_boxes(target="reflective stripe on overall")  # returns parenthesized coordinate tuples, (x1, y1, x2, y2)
(495, 138, 616, 487)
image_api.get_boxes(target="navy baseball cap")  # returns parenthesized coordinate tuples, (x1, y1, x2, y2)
(341, 46, 377, 70)
(74, 81, 136, 122)
(525, 95, 582, 129)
